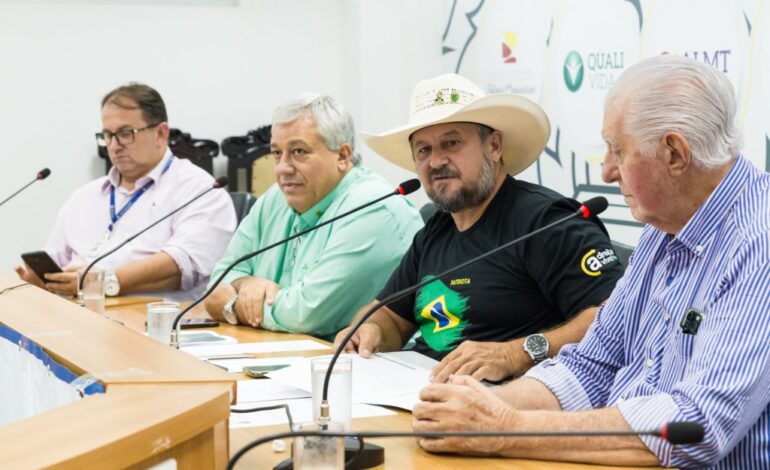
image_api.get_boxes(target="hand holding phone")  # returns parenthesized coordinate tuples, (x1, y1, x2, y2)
(20, 251, 62, 282)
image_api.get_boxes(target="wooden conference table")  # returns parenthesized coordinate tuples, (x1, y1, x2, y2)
(0, 278, 661, 469)
(106, 299, 658, 470)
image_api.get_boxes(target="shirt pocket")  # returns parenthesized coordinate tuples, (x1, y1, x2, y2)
(672, 328, 696, 360)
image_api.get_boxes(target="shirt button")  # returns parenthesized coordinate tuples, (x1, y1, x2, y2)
(663, 313, 670, 321)
(646, 358, 653, 367)
(695, 245, 703, 254)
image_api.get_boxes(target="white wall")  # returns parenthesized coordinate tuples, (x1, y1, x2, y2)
(0, 0, 446, 272)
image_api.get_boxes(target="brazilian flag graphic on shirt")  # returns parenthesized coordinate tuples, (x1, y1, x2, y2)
(415, 277, 469, 352)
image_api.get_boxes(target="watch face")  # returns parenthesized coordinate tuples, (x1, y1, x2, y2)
(105, 281, 119, 296)
(526, 334, 548, 354)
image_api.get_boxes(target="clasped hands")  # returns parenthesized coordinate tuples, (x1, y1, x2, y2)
(231, 276, 280, 327)
(413, 374, 518, 455)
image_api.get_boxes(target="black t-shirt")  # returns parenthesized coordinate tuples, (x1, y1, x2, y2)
(378, 176, 625, 360)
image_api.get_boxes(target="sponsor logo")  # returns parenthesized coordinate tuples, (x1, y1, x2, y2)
(449, 278, 471, 286)
(581, 248, 618, 276)
(563, 50, 584, 92)
(662, 50, 731, 73)
(502, 31, 517, 64)
(564, 50, 626, 92)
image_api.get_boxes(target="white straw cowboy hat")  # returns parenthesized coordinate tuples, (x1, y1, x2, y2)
(361, 73, 550, 176)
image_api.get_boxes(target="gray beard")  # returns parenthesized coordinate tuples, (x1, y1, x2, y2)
(427, 152, 497, 213)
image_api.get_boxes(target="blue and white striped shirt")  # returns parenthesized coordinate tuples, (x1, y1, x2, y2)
(526, 155, 770, 468)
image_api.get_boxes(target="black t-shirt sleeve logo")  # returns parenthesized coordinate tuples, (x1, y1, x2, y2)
(580, 248, 619, 276)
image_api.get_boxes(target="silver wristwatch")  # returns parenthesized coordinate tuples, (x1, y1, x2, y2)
(104, 271, 121, 297)
(523, 333, 549, 364)
(222, 295, 239, 325)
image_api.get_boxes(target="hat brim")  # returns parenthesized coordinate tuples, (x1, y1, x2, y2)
(361, 94, 550, 176)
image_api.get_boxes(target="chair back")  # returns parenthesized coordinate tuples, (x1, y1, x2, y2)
(229, 192, 256, 224)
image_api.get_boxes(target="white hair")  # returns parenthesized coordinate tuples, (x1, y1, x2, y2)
(272, 93, 361, 165)
(605, 55, 742, 168)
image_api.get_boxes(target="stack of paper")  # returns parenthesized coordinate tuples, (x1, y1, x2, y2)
(182, 339, 330, 359)
(268, 351, 437, 411)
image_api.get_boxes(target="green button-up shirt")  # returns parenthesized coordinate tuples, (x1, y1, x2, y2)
(210, 166, 423, 339)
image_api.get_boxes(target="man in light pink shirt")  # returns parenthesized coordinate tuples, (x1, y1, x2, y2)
(15, 83, 236, 301)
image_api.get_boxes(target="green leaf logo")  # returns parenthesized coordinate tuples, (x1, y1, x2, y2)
(564, 50, 584, 92)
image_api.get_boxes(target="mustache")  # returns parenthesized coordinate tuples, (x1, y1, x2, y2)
(429, 167, 460, 182)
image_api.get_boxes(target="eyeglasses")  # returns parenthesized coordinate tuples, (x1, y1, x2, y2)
(95, 123, 161, 147)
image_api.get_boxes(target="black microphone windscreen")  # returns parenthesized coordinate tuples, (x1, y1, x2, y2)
(214, 176, 228, 188)
(37, 168, 51, 180)
(398, 178, 421, 195)
(663, 422, 704, 444)
(581, 196, 608, 217)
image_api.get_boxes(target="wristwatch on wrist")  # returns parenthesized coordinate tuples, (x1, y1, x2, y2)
(523, 333, 549, 364)
(104, 271, 121, 297)
(222, 295, 239, 325)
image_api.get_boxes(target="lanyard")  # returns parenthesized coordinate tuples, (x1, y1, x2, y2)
(108, 156, 173, 232)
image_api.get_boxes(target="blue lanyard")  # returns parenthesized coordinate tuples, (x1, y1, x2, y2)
(108, 156, 174, 232)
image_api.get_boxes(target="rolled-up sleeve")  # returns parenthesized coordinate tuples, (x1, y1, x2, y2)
(163, 186, 237, 290)
(621, 259, 770, 468)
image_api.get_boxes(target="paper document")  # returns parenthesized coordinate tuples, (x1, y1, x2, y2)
(268, 351, 437, 411)
(236, 379, 311, 403)
(179, 330, 237, 347)
(229, 398, 395, 428)
(182, 339, 330, 358)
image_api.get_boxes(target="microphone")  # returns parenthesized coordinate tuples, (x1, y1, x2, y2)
(169, 178, 422, 348)
(226, 421, 704, 469)
(0, 168, 51, 208)
(76, 176, 228, 301)
(323, 197, 609, 421)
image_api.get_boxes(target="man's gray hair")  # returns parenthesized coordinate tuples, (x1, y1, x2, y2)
(605, 55, 742, 168)
(272, 93, 361, 165)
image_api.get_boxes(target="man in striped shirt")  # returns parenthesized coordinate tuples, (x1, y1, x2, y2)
(413, 55, 770, 468)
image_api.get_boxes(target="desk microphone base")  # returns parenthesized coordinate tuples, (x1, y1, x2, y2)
(273, 437, 384, 470)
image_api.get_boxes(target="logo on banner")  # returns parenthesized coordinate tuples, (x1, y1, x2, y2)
(502, 32, 517, 64)
(662, 50, 731, 73)
(415, 278, 469, 352)
(564, 50, 626, 92)
(563, 50, 584, 92)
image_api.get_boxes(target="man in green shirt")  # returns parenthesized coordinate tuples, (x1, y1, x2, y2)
(204, 94, 423, 339)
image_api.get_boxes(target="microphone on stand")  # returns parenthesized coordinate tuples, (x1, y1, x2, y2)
(318, 197, 610, 456)
(169, 178, 422, 348)
(76, 176, 228, 303)
(227, 421, 705, 470)
(0, 168, 51, 208)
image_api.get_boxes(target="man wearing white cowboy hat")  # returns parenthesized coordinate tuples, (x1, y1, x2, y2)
(333, 73, 624, 383)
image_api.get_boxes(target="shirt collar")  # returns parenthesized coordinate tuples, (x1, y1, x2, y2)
(674, 154, 750, 257)
(102, 147, 173, 194)
(295, 166, 361, 230)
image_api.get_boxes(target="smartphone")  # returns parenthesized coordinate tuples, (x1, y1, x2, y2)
(180, 318, 220, 329)
(242, 364, 290, 378)
(21, 250, 62, 280)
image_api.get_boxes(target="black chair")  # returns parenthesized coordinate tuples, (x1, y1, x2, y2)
(420, 202, 438, 223)
(611, 240, 635, 267)
(221, 125, 272, 194)
(229, 191, 256, 224)
(167, 128, 219, 175)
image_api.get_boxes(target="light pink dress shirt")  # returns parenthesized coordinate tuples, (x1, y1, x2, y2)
(44, 149, 237, 301)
